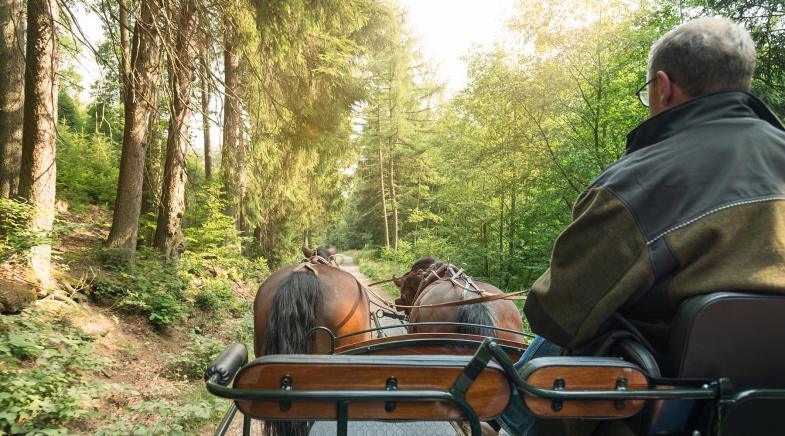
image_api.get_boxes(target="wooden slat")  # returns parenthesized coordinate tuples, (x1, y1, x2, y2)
(234, 362, 511, 420)
(524, 365, 648, 418)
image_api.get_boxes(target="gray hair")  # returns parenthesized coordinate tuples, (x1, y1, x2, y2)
(648, 17, 756, 97)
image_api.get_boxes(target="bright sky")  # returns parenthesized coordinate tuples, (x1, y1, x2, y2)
(399, 0, 517, 94)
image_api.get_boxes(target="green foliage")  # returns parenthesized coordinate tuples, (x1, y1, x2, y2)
(193, 279, 236, 311)
(182, 182, 270, 285)
(339, 0, 674, 293)
(164, 333, 224, 381)
(57, 123, 120, 206)
(95, 395, 223, 436)
(58, 89, 83, 130)
(0, 313, 104, 434)
(0, 199, 48, 263)
(379, 240, 415, 267)
(93, 248, 187, 327)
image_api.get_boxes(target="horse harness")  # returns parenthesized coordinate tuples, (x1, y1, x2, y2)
(295, 256, 527, 320)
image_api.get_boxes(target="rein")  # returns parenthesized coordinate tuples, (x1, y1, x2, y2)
(391, 288, 529, 309)
(301, 256, 527, 316)
(387, 263, 529, 311)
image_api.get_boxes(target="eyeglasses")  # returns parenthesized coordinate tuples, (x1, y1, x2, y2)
(636, 78, 655, 107)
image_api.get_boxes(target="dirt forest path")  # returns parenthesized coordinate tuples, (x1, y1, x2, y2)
(335, 253, 408, 337)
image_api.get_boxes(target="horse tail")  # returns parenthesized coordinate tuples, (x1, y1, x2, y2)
(456, 297, 497, 338)
(264, 269, 322, 355)
(263, 269, 321, 436)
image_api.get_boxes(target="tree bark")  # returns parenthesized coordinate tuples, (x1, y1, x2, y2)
(118, 0, 130, 103)
(0, 0, 25, 198)
(221, 27, 246, 233)
(18, 0, 57, 284)
(141, 70, 162, 217)
(378, 146, 389, 248)
(200, 57, 212, 180)
(108, 0, 162, 254)
(389, 150, 398, 250)
(153, 0, 198, 258)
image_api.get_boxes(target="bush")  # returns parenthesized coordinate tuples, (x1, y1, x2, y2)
(0, 199, 48, 263)
(181, 182, 270, 285)
(92, 248, 187, 327)
(165, 333, 225, 381)
(193, 279, 235, 311)
(57, 124, 119, 206)
(379, 240, 415, 267)
(0, 313, 104, 434)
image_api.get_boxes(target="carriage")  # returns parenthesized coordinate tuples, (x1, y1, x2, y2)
(203, 254, 785, 435)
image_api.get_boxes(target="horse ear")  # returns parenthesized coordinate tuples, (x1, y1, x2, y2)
(302, 245, 315, 258)
(327, 247, 337, 256)
(392, 276, 403, 288)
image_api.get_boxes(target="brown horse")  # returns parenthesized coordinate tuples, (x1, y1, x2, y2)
(393, 257, 525, 342)
(253, 254, 372, 435)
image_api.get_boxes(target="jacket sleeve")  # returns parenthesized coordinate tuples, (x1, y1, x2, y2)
(523, 187, 655, 348)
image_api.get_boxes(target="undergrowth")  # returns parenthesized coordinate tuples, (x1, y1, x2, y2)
(90, 183, 269, 328)
(0, 312, 105, 434)
(0, 199, 48, 264)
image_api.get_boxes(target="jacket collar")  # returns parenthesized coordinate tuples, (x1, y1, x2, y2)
(625, 91, 785, 155)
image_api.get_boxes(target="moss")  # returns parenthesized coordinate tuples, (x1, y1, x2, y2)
(0, 279, 37, 313)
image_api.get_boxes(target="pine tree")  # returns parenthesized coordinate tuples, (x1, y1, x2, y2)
(0, 0, 25, 198)
(18, 0, 58, 283)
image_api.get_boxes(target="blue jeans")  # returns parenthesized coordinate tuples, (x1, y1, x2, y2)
(498, 336, 562, 435)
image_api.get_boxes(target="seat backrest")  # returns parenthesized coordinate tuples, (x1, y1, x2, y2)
(666, 292, 785, 388)
(232, 354, 511, 421)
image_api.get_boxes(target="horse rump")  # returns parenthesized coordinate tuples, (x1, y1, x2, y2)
(456, 301, 498, 338)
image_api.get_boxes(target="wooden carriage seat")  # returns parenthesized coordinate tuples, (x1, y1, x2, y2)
(232, 354, 512, 422)
(334, 332, 527, 361)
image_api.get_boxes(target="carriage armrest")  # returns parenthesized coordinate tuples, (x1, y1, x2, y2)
(518, 356, 650, 419)
(205, 343, 248, 386)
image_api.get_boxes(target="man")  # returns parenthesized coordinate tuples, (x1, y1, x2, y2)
(501, 16, 785, 435)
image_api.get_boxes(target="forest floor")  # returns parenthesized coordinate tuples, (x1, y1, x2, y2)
(1, 208, 418, 434)
(1, 205, 251, 434)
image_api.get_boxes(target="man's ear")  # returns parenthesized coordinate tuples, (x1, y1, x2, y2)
(655, 70, 675, 107)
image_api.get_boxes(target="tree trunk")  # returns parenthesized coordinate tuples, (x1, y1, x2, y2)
(498, 199, 504, 284)
(0, 0, 25, 198)
(200, 57, 212, 180)
(506, 189, 516, 287)
(153, 0, 198, 258)
(118, 0, 130, 103)
(221, 29, 245, 231)
(482, 221, 489, 277)
(389, 150, 398, 250)
(18, 0, 57, 284)
(141, 71, 162, 217)
(108, 0, 162, 254)
(378, 146, 389, 248)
